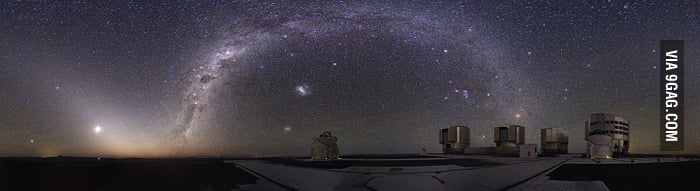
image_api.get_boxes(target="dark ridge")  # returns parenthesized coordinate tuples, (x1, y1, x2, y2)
(0, 157, 258, 191)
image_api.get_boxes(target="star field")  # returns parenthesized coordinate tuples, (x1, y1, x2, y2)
(0, 1, 698, 157)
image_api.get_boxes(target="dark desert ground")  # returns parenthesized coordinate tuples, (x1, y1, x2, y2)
(1, 155, 700, 191)
(548, 159, 700, 191)
(0, 157, 258, 191)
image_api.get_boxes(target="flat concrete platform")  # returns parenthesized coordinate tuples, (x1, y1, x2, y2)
(234, 155, 700, 191)
(234, 155, 573, 191)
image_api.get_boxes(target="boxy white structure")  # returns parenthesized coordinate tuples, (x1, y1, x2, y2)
(587, 134, 612, 159)
(519, 144, 538, 158)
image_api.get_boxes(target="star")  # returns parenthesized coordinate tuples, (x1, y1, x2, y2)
(0, 0, 696, 158)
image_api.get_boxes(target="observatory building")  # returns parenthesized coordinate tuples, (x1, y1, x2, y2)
(439, 126, 470, 153)
(494, 125, 525, 147)
(439, 125, 534, 158)
(541, 128, 569, 154)
(587, 130, 613, 159)
(585, 113, 630, 157)
(461, 125, 531, 157)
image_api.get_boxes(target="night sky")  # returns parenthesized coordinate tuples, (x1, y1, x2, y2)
(1, 1, 698, 157)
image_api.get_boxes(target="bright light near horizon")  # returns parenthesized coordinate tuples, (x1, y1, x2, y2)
(94, 126, 102, 133)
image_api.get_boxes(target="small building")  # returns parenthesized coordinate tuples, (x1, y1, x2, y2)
(439, 126, 470, 153)
(541, 128, 569, 154)
(519, 144, 538, 158)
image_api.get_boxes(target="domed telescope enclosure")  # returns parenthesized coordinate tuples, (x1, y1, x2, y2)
(585, 113, 630, 157)
(587, 129, 613, 159)
(311, 131, 340, 160)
